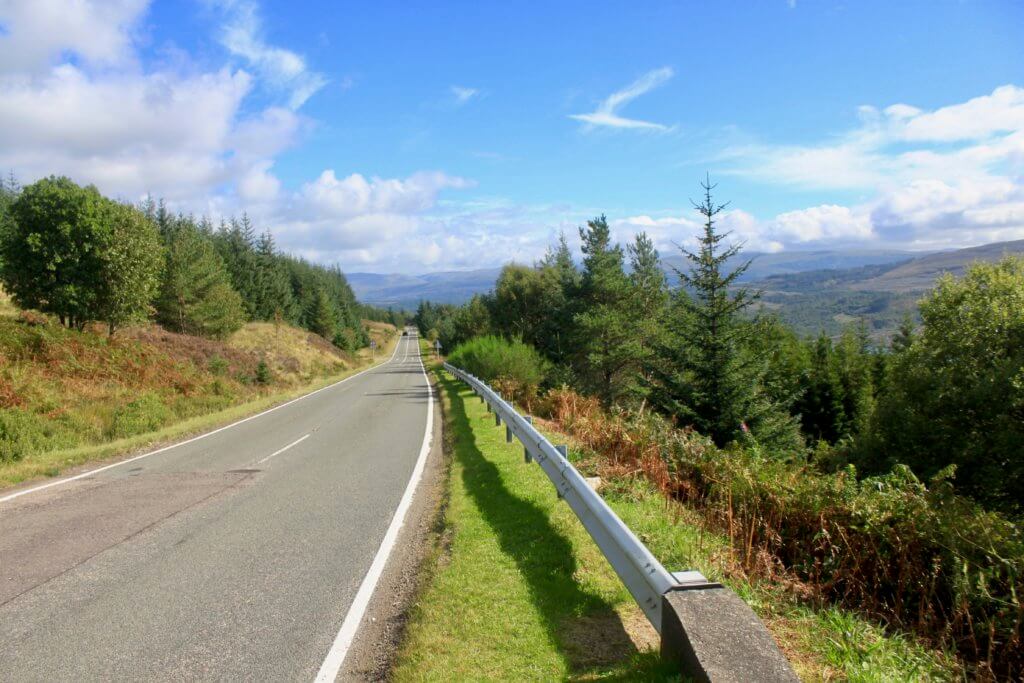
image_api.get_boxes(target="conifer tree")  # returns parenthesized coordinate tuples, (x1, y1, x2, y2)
(573, 215, 640, 404)
(156, 221, 245, 339)
(536, 231, 581, 368)
(310, 287, 337, 340)
(253, 230, 297, 322)
(650, 178, 800, 450)
(627, 232, 668, 401)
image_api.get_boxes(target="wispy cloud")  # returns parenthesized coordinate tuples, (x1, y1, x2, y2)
(450, 85, 478, 105)
(215, 0, 327, 109)
(569, 67, 674, 131)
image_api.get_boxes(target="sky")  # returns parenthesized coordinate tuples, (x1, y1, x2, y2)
(0, 0, 1022, 273)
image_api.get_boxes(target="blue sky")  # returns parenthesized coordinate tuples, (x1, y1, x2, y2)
(1, 1, 1022, 272)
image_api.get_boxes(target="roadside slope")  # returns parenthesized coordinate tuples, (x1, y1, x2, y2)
(0, 309, 396, 488)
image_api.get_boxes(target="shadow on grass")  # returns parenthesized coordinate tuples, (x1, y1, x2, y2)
(441, 373, 657, 676)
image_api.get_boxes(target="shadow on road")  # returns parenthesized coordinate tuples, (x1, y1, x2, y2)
(443, 376, 642, 675)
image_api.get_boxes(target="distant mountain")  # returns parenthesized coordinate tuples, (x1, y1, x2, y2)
(351, 241, 1024, 340)
(350, 249, 918, 310)
(348, 268, 502, 309)
(753, 239, 1024, 339)
(661, 248, 918, 286)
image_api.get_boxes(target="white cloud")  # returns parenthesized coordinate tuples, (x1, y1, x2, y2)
(724, 85, 1024, 191)
(213, 0, 327, 109)
(0, 0, 481, 273)
(450, 86, 478, 105)
(569, 67, 674, 131)
(0, 0, 148, 75)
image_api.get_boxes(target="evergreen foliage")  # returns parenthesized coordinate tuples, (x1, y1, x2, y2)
(649, 179, 800, 450)
(572, 215, 641, 405)
(155, 220, 246, 339)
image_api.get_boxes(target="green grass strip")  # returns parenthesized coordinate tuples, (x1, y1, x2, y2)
(394, 365, 957, 682)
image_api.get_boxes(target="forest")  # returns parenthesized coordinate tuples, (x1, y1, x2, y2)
(416, 180, 1024, 677)
(0, 175, 403, 346)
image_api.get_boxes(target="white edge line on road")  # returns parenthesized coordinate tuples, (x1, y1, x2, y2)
(255, 433, 310, 466)
(0, 334, 405, 506)
(314, 334, 434, 682)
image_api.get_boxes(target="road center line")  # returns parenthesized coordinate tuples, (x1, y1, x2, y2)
(314, 334, 433, 682)
(255, 434, 310, 465)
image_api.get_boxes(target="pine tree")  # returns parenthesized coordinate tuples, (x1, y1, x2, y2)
(572, 215, 640, 405)
(650, 178, 800, 451)
(253, 230, 296, 322)
(214, 217, 261, 317)
(536, 231, 581, 368)
(309, 287, 337, 340)
(627, 232, 668, 402)
(156, 222, 246, 339)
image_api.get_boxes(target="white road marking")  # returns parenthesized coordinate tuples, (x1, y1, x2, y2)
(0, 334, 404, 506)
(314, 334, 433, 682)
(255, 433, 310, 466)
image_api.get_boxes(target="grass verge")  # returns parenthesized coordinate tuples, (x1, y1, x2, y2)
(0, 330, 398, 490)
(393, 364, 956, 682)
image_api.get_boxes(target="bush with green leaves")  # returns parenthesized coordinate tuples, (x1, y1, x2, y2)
(108, 393, 172, 439)
(446, 335, 547, 390)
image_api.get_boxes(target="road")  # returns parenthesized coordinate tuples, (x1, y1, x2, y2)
(0, 332, 434, 681)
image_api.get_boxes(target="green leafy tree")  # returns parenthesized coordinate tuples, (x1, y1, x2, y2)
(650, 179, 800, 451)
(572, 215, 640, 405)
(0, 176, 161, 333)
(862, 257, 1024, 511)
(156, 221, 245, 339)
(491, 264, 547, 343)
(97, 202, 163, 334)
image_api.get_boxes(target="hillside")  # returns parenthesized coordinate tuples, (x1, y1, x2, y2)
(754, 239, 1024, 338)
(0, 295, 395, 485)
(349, 249, 916, 309)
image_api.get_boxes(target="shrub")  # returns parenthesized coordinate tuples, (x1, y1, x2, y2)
(108, 393, 171, 438)
(0, 409, 62, 461)
(447, 335, 546, 394)
(546, 386, 1024, 678)
(254, 360, 271, 385)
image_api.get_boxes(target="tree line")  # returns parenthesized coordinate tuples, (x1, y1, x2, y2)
(417, 179, 1024, 514)
(0, 175, 394, 349)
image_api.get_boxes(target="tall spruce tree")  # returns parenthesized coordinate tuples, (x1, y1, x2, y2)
(650, 178, 800, 451)
(156, 221, 246, 339)
(535, 232, 580, 369)
(573, 215, 640, 405)
(253, 230, 297, 322)
(627, 232, 668, 402)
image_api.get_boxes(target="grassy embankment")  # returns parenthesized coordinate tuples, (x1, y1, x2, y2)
(0, 291, 396, 488)
(393, 360, 956, 682)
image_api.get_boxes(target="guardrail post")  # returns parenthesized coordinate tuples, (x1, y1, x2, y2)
(555, 445, 568, 499)
(661, 586, 799, 682)
(506, 424, 513, 443)
(524, 417, 533, 462)
(494, 393, 502, 426)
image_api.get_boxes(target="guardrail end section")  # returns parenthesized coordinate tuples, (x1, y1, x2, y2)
(660, 586, 799, 683)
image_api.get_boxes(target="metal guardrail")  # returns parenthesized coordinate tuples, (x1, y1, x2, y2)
(443, 362, 708, 633)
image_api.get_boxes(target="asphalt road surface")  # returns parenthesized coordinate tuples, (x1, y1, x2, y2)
(0, 332, 434, 681)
